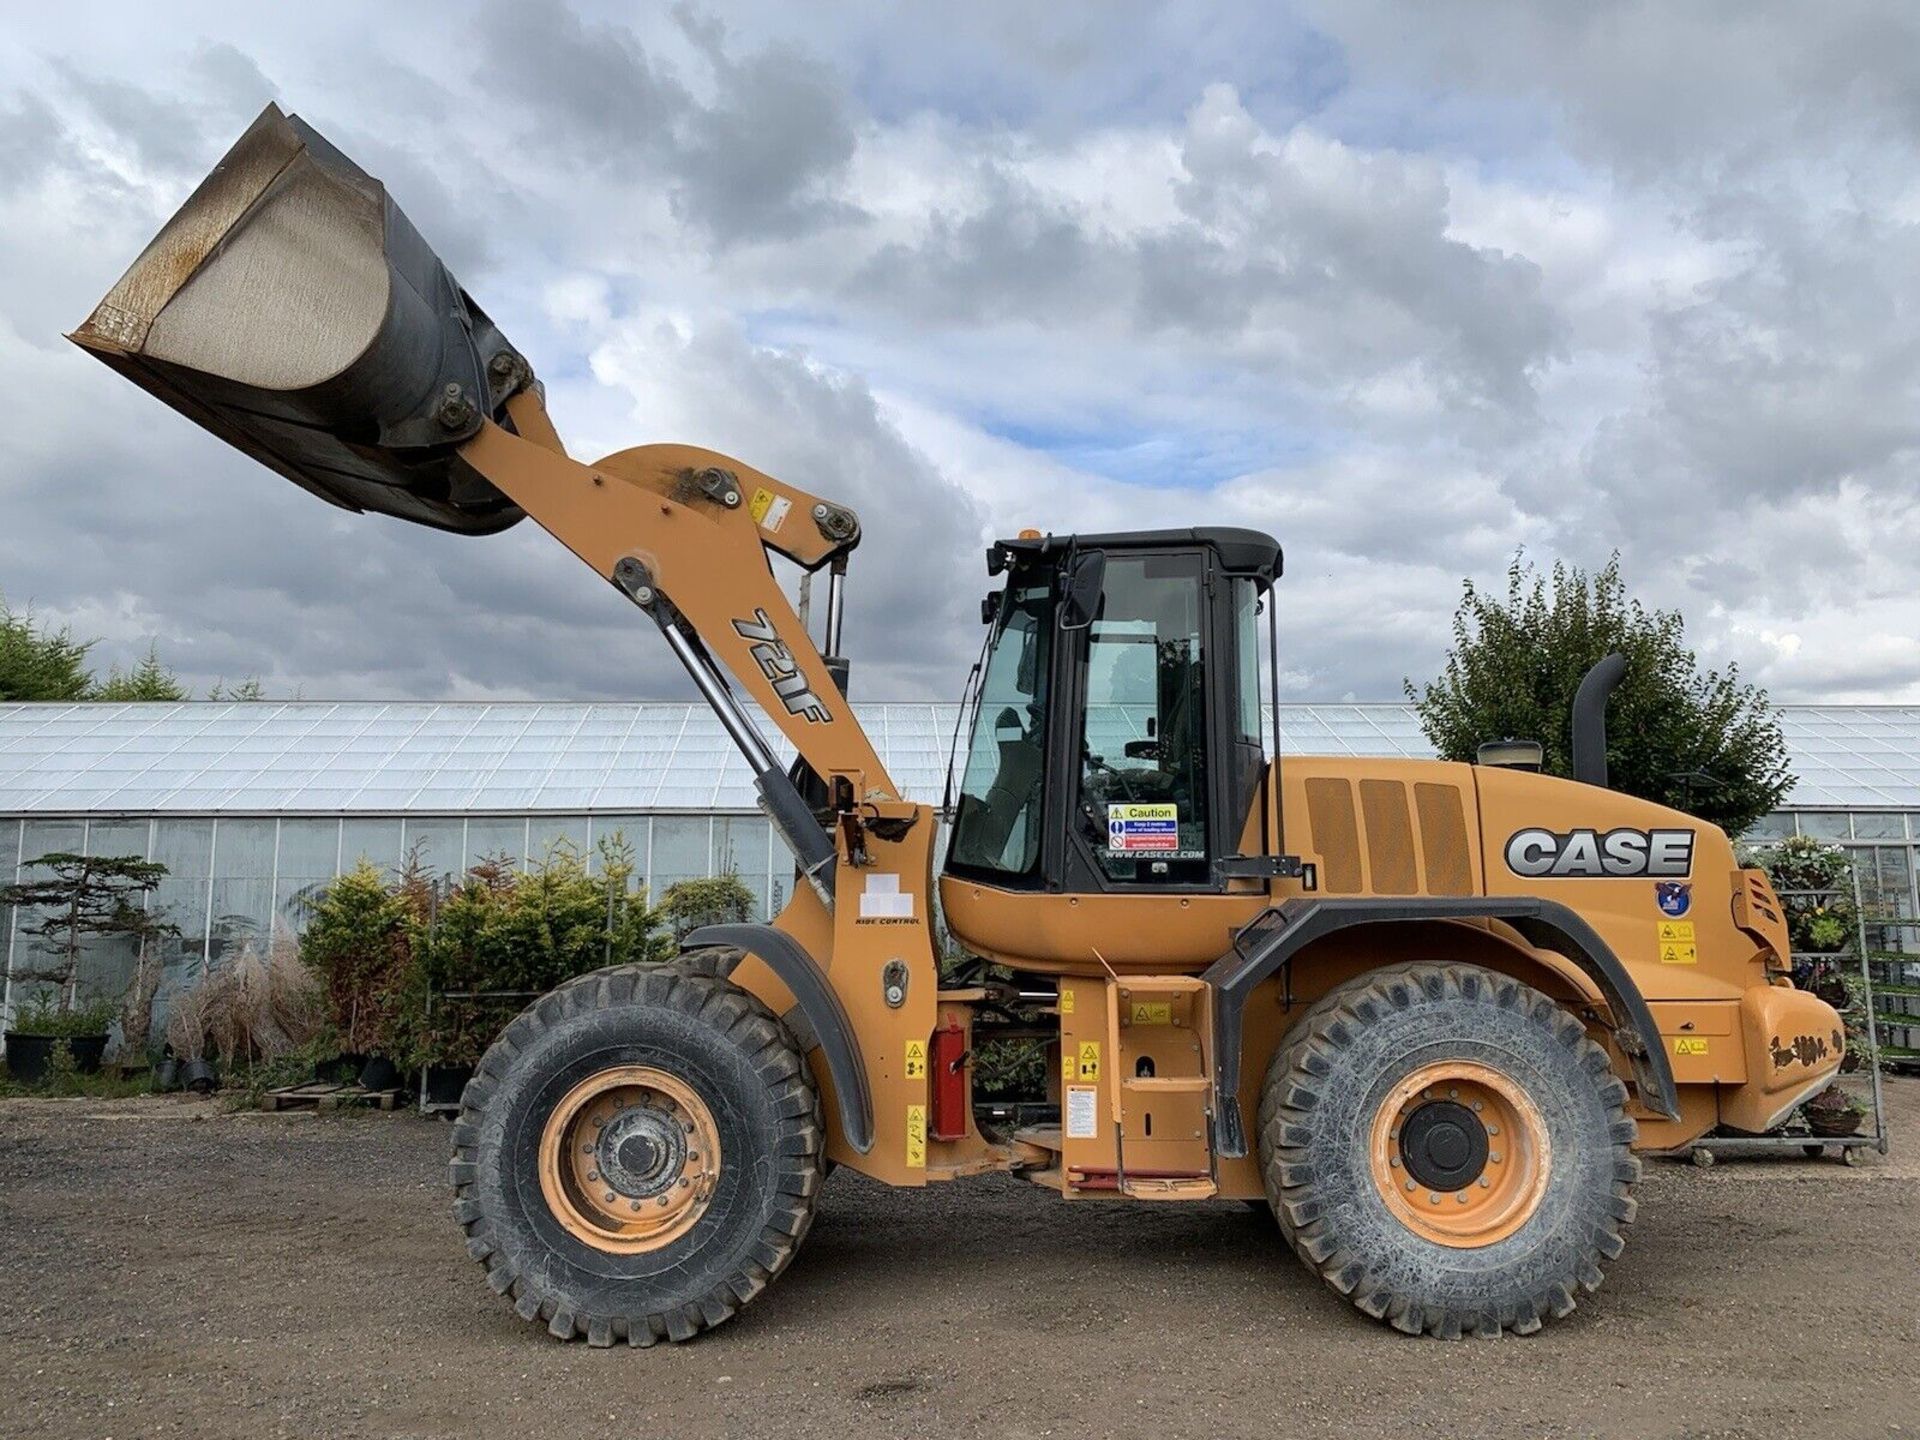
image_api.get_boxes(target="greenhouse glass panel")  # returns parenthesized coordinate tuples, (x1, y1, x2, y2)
(402, 819, 465, 876)
(86, 819, 151, 859)
(465, 817, 527, 870)
(341, 819, 402, 872)
(276, 819, 341, 877)
(527, 816, 590, 867)
(587, 818, 650, 880)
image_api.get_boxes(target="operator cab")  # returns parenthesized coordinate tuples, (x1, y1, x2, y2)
(945, 527, 1282, 895)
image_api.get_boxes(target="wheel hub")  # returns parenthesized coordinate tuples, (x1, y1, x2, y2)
(1368, 1060, 1550, 1249)
(599, 1108, 688, 1199)
(1397, 1099, 1489, 1192)
(536, 1065, 722, 1254)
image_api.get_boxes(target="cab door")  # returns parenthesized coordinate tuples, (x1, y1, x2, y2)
(1049, 548, 1263, 894)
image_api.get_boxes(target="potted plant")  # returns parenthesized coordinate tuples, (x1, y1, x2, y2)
(2, 852, 172, 1074)
(1802, 1083, 1866, 1137)
(165, 975, 218, 1093)
(4, 995, 117, 1084)
(298, 859, 422, 1087)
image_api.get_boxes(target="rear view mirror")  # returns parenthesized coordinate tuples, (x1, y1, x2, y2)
(1059, 549, 1106, 631)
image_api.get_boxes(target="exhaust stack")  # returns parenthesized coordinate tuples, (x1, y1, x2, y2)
(69, 104, 526, 536)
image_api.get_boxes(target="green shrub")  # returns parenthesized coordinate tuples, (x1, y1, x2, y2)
(658, 873, 755, 940)
(298, 860, 422, 1054)
(393, 840, 669, 1069)
(9, 994, 116, 1037)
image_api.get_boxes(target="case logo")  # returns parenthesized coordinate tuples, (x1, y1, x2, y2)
(731, 608, 830, 723)
(1504, 827, 1694, 879)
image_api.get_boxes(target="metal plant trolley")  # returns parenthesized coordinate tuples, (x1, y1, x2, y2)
(1686, 878, 1891, 1166)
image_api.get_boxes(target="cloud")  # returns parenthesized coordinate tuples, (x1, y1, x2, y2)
(1, 1, 1916, 714)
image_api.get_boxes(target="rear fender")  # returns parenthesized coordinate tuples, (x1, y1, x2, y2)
(1204, 895, 1679, 1158)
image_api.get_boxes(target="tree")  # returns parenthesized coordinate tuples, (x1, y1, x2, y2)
(1407, 553, 1792, 835)
(207, 676, 266, 701)
(0, 853, 172, 1013)
(94, 643, 189, 701)
(0, 601, 93, 701)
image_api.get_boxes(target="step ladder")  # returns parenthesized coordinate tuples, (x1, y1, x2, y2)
(1101, 974, 1217, 1199)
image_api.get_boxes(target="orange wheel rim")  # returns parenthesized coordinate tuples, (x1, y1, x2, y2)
(538, 1066, 722, 1254)
(1368, 1060, 1549, 1249)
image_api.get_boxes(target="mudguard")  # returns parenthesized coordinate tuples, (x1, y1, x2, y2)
(1203, 895, 1680, 1158)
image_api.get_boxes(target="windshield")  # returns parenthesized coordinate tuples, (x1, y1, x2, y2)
(948, 575, 1054, 878)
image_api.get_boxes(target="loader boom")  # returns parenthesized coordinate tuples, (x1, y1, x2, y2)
(458, 391, 900, 895)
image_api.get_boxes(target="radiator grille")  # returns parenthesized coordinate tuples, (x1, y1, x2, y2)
(1414, 783, 1474, 894)
(1305, 777, 1362, 893)
(1359, 780, 1418, 894)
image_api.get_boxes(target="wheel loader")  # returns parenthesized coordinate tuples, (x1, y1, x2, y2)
(71, 106, 1846, 1343)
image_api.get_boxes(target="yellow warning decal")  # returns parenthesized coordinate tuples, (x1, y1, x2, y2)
(1131, 1001, 1172, 1026)
(905, 1104, 926, 1167)
(1657, 920, 1696, 944)
(1660, 942, 1698, 965)
(748, 486, 790, 532)
(1062, 1051, 1075, 1081)
(1076, 1041, 1101, 1081)
(1675, 1037, 1709, 1057)
(904, 1039, 928, 1080)
(1059, 987, 1075, 1015)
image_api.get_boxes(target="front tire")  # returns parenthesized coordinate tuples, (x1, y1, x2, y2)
(1258, 962, 1638, 1338)
(451, 962, 822, 1346)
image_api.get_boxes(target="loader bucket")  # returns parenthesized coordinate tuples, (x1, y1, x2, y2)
(69, 104, 525, 536)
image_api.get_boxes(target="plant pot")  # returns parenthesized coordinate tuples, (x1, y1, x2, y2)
(312, 1052, 366, 1085)
(4, 1033, 56, 1084)
(152, 1057, 180, 1092)
(424, 1063, 473, 1107)
(1806, 1105, 1864, 1138)
(3, 1032, 107, 1084)
(358, 1055, 400, 1092)
(181, 1058, 218, 1094)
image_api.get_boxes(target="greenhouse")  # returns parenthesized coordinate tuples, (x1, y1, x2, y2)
(2, 700, 1918, 1023)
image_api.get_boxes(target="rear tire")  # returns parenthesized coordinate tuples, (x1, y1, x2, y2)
(1258, 962, 1638, 1338)
(451, 962, 822, 1346)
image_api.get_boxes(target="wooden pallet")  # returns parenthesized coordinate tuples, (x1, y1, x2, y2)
(260, 1081, 402, 1113)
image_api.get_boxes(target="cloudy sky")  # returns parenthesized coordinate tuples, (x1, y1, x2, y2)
(4, 2, 1918, 705)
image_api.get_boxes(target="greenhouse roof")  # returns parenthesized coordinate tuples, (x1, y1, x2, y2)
(0, 701, 1912, 814)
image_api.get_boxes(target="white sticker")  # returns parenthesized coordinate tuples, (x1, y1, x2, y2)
(858, 872, 914, 919)
(1066, 1085, 1098, 1139)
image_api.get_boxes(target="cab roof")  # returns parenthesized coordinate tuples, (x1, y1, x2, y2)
(989, 527, 1283, 587)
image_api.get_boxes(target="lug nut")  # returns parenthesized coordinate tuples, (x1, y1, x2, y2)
(587, 1170, 600, 1182)
(1405, 1179, 1417, 1191)
(1471, 1101, 1483, 1113)
(1479, 1177, 1491, 1189)
(658, 1196, 670, 1207)
(630, 1200, 643, 1212)
(603, 1191, 616, 1204)
(1487, 1124, 1500, 1136)
(1389, 1156, 1400, 1168)
(1489, 1152, 1503, 1164)
(1457, 1193, 1470, 1204)
(1428, 1192, 1441, 1205)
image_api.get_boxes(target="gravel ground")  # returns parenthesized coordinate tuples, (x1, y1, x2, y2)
(0, 1080, 1915, 1440)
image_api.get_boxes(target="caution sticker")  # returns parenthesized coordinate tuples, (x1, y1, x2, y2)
(1130, 1001, 1172, 1026)
(905, 1104, 926, 1167)
(904, 1039, 927, 1080)
(1659, 942, 1698, 965)
(1058, 988, 1074, 1015)
(748, 487, 790, 533)
(1657, 920, 1696, 944)
(1107, 802, 1179, 852)
(1076, 1041, 1101, 1081)
(1066, 1086, 1098, 1139)
(1675, 1037, 1709, 1057)
(1062, 1051, 1075, 1081)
